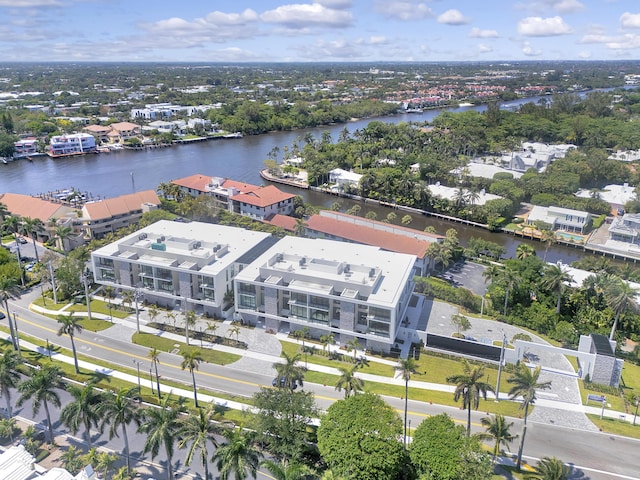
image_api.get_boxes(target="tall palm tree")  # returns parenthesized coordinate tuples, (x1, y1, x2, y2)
(603, 274, 640, 340)
(477, 414, 517, 462)
(0, 276, 19, 350)
(148, 347, 162, 400)
(498, 266, 520, 315)
(274, 351, 306, 390)
(54, 225, 72, 251)
(139, 392, 181, 480)
(0, 350, 23, 417)
(57, 312, 83, 374)
(260, 459, 315, 480)
(335, 365, 364, 398)
(446, 359, 495, 436)
(60, 381, 104, 448)
(180, 348, 203, 408)
(213, 425, 263, 480)
(395, 357, 417, 446)
(530, 456, 571, 480)
(17, 364, 64, 445)
(345, 338, 361, 362)
(19, 217, 44, 263)
(2, 216, 24, 286)
(177, 403, 220, 480)
(98, 387, 141, 474)
(540, 264, 573, 314)
(516, 243, 536, 260)
(508, 364, 552, 470)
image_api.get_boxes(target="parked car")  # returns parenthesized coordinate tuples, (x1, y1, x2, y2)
(0, 312, 5, 320)
(272, 376, 299, 389)
(17, 236, 28, 244)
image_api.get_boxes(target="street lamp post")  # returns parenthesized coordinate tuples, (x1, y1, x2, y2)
(150, 368, 154, 395)
(12, 311, 20, 355)
(82, 271, 92, 321)
(495, 330, 506, 402)
(133, 359, 142, 391)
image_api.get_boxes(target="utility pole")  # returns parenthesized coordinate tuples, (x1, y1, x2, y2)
(495, 330, 506, 402)
(82, 271, 92, 320)
(48, 261, 58, 304)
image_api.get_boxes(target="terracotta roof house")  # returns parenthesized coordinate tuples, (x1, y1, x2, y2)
(229, 185, 296, 220)
(109, 121, 141, 140)
(83, 124, 112, 143)
(81, 190, 160, 238)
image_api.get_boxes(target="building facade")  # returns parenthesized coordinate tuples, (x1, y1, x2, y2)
(234, 236, 416, 353)
(91, 220, 275, 319)
(48, 133, 96, 157)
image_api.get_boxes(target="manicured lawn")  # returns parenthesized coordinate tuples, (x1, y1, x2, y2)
(31, 297, 68, 310)
(133, 332, 241, 365)
(621, 361, 640, 394)
(588, 414, 640, 438)
(67, 299, 131, 319)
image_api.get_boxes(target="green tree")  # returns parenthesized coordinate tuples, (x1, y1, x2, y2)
(395, 357, 417, 446)
(17, 364, 64, 445)
(0, 276, 19, 350)
(61, 381, 104, 448)
(317, 393, 407, 480)
(451, 313, 471, 335)
(446, 359, 494, 436)
(274, 351, 306, 390)
(410, 413, 466, 480)
(213, 425, 263, 480)
(603, 274, 640, 340)
(180, 348, 203, 408)
(528, 456, 571, 480)
(20, 217, 44, 263)
(61, 445, 84, 474)
(177, 403, 220, 480)
(477, 414, 517, 461)
(148, 347, 162, 400)
(335, 365, 364, 398)
(0, 349, 22, 417)
(57, 312, 83, 374)
(98, 387, 142, 474)
(139, 393, 182, 480)
(260, 459, 316, 480)
(540, 264, 573, 314)
(508, 364, 552, 470)
(55, 225, 73, 251)
(252, 386, 317, 461)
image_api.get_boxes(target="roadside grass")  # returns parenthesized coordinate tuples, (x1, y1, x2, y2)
(621, 360, 640, 395)
(587, 414, 640, 438)
(132, 332, 241, 365)
(67, 299, 131, 319)
(31, 297, 68, 311)
(578, 381, 626, 412)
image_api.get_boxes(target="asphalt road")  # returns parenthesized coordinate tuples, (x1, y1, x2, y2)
(6, 298, 640, 480)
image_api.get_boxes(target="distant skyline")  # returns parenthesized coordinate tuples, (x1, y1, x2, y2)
(2, 1, 640, 63)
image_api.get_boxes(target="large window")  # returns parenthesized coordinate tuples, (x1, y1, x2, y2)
(369, 320, 390, 337)
(290, 292, 307, 306)
(369, 307, 390, 322)
(290, 304, 308, 319)
(238, 283, 257, 310)
(309, 295, 329, 310)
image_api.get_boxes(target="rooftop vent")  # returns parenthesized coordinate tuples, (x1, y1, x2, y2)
(138, 233, 147, 241)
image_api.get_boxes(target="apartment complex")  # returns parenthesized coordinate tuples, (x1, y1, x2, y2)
(234, 236, 416, 353)
(91, 220, 275, 319)
(48, 133, 96, 157)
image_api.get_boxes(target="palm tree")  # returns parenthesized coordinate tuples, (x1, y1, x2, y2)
(345, 338, 361, 362)
(213, 425, 263, 480)
(395, 357, 417, 446)
(60, 381, 104, 448)
(291, 327, 310, 367)
(446, 359, 494, 436)
(177, 403, 220, 480)
(530, 456, 571, 480)
(17, 364, 64, 445)
(477, 414, 517, 462)
(603, 274, 640, 340)
(261, 459, 315, 480)
(274, 351, 306, 390)
(335, 365, 364, 398)
(180, 349, 203, 408)
(0, 276, 19, 350)
(319, 333, 334, 356)
(20, 217, 44, 263)
(0, 350, 22, 417)
(516, 243, 536, 260)
(139, 392, 181, 480)
(540, 264, 573, 314)
(508, 364, 552, 470)
(57, 312, 83, 374)
(496, 265, 520, 315)
(98, 387, 141, 474)
(148, 347, 162, 400)
(54, 225, 73, 251)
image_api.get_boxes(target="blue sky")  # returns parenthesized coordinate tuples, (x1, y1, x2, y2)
(1, 0, 640, 62)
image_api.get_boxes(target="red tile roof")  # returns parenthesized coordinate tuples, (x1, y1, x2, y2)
(0, 193, 73, 222)
(171, 174, 213, 192)
(82, 190, 160, 221)
(305, 213, 435, 258)
(110, 122, 140, 132)
(267, 214, 297, 231)
(230, 185, 295, 207)
(221, 179, 259, 194)
(83, 124, 112, 133)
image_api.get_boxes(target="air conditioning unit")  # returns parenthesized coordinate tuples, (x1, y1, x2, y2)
(138, 233, 147, 240)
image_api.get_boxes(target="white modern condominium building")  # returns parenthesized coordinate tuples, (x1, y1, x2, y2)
(234, 236, 417, 353)
(91, 220, 275, 318)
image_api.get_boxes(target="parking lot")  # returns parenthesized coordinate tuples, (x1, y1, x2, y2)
(434, 260, 488, 296)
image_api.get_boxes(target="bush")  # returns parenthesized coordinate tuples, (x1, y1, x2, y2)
(415, 277, 482, 313)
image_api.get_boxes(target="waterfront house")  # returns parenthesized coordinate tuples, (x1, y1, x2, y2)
(609, 213, 640, 244)
(109, 121, 142, 141)
(48, 133, 96, 157)
(228, 185, 296, 220)
(575, 183, 636, 212)
(527, 205, 592, 233)
(91, 220, 276, 319)
(328, 168, 362, 192)
(83, 124, 112, 143)
(81, 190, 160, 239)
(234, 235, 417, 354)
(13, 138, 38, 158)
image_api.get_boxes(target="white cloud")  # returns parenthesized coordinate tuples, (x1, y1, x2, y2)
(522, 42, 542, 56)
(620, 12, 640, 29)
(374, 1, 433, 21)
(261, 3, 353, 28)
(368, 35, 387, 45)
(478, 43, 493, 53)
(0, 0, 61, 5)
(314, 0, 352, 8)
(437, 9, 470, 26)
(518, 16, 572, 36)
(515, 0, 585, 14)
(604, 33, 640, 50)
(577, 50, 591, 59)
(469, 27, 498, 38)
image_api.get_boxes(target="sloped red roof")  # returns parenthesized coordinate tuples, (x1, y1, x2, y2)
(82, 190, 160, 221)
(83, 124, 112, 133)
(305, 214, 433, 258)
(266, 214, 297, 231)
(110, 122, 140, 132)
(0, 193, 73, 222)
(221, 179, 259, 194)
(171, 174, 212, 192)
(229, 185, 295, 207)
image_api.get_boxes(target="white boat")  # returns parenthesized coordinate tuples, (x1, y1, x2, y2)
(223, 132, 243, 139)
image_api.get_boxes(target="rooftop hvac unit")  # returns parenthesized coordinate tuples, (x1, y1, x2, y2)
(213, 244, 221, 252)
(158, 235, 165, 242)
(194, 241, 202, 249)
(299, 257, 306, 266)
(138, 233, 147, 240)
(369, 268, 376, 277)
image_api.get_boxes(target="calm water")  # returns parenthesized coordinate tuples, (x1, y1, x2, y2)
(2, 98, 589, 263)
